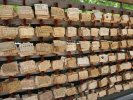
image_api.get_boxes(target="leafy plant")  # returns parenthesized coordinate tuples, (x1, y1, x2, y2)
(71, 0, 133, 10)
(123, 4, 133, 10)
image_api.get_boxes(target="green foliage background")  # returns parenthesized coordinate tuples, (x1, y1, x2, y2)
(71, 0, 133, 10)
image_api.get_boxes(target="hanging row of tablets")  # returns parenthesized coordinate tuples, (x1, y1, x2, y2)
(0, 68, 133, 100)
(0, 40, 133, 57)
(0, 50, 132, 77)
(0, 4, 133, 24)
(0, 26, 133, 40)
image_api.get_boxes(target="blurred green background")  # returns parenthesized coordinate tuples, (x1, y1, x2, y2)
(71, 0, 133, 10)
